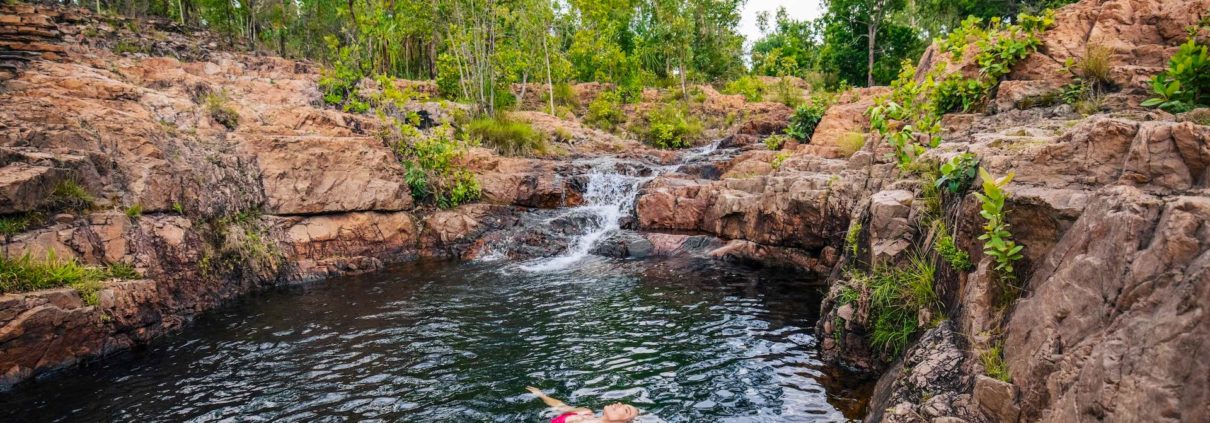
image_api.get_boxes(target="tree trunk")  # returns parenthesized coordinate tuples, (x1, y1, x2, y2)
(544, 35, 554, 115)
(867, 22, 876, 87)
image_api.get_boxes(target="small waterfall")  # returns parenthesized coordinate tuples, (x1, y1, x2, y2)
(519, 166, 649, 271)
(517, 141, 727, 271)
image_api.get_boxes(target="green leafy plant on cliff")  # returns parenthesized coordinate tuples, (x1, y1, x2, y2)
(785, 94, 831, 142)
(641, 104, 703, 149)
(722, 75, 766, 102)
(770, 151, 792, 170)
(974, 168, 1023, 280)
(586, 90, 625, 132)
(50, 180, 94, 211)
(1143, 36, 1210, 113)
(934, 223, 974, 271)
(394, 123, 481, 209)
(936, 153, 979, 194)
(845, 220, 863, 258)
(764, 134, 789, 150)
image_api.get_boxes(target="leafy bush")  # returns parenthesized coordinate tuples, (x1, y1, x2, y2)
(0, 214, 35, 236)
(394, 124, 481, 209)
(723, 76, 766, 102)
(203, 90, 240, 130)
(641, 104, 702, 149)
(125, 204, 143, 218)
(773, 77, 805, 108)
(974, 168, 1023, 279)
(465, 114, 548, 156)
(586, 90, 625, 131)
(934, 74, 990, 113)
(786, 96, 830, 142)
(1143, 37, 1210, 113)
(935, 153, 979, 193)
(845, 220, 863, 257)
(764, 134, 789, 150)
(553, 82, 578, 107)
(837, 131, 867, 157)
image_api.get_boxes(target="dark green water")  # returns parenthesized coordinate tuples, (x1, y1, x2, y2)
(0, 257, 870, 422)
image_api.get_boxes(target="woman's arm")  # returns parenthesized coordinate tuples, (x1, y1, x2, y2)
(526, 386, 591, 414)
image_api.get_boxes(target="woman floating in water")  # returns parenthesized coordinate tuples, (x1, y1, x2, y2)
(526, 386, 640, 423)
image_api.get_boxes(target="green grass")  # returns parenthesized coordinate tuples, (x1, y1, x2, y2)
(465, 114, 548, 156)
(935, 231, 974, 271)
(837, 131, 866, 157)
(125, 204, 143, 218)
(858, 254, 940, 357)
(981, 341, 1011, 382)
(640, 104, 703, 149)
(0, 214, 38, 237)
(764, 134, 788, 150)
(51, 180, 94, 211)
(0, 252, 140, 305)
(203, 91, 240, 130)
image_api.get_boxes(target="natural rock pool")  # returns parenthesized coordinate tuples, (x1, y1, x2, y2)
(1, 257, 869, 422)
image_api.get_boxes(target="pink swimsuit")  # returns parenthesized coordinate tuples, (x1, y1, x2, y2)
(551, 412, 580, 423)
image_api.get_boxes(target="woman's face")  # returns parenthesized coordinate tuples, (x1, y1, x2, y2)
(602, 403, 639, 422)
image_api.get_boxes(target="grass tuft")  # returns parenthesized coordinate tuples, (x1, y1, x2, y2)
(837, 131, 866, 157)
(204, 90, 240, 130)
(465, 114, 548, 157)
(981, 341, 1012, 382)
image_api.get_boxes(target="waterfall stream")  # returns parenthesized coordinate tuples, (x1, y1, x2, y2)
(518, 141, 724, 272)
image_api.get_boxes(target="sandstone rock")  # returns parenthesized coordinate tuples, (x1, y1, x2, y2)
(992, 80, 1063, 113)
(0, 162, 61, 213)
(735, 102, 793, 136)
(805, 88, 885, 158)
(1004, 186, 1210, 422)
(238, 135, 413, 214)
(973, 376, 1019, 423)
(869, 190, 915, 266)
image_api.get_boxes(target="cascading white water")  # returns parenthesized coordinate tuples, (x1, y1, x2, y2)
(519, 166, 649, 272)
(518, 141, 725, 272)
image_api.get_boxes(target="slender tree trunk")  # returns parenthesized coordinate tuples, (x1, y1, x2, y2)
(516, 71, 528, 111)
(544, 35, 554, 115)
(867, 23, 876, 87)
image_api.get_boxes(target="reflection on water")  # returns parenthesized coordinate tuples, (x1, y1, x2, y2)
(0, 257, 871, 422)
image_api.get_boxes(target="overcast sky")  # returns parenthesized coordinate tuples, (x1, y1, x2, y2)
(739, 0, 824, 45)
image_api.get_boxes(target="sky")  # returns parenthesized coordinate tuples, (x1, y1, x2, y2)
(738, 0, 824, 45)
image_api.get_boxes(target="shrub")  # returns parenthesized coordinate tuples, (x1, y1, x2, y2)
(105, 261, 141, 279)
(764, 134, 789, 150)
(845, 220, 863, 257)
(553, 82, 577, 107)
(934, 74, 990, 113)
(837, 131, 866, 157)
(641, 104, 702, 149)
(773, 77, 806, 108)
(1079, 44, 1113, 87)
(203, 90, 240, 130)
(935, 152, 979, 194)
(125, 204, 143, 218)
(465, 114, 548, 156)
(786, 96, 830, 142)
(394, 124, 481, 209)
(0, 214, 33, 236)
(974, 168, 1023, 280)
(586, 90, 625, 131)
(723, 76, 766, 102)
(1143, 36, 1210, 113)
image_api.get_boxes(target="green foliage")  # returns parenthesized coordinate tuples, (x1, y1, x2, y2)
(935, 227, 974, 271)
(318, 42, 369, 113)
(837, 131, 867, 157)
(770, 151, 792, 170)
(786, 95, 831, 142)
(723, 76, 766, 102)
(858, 254, 940, 357)
(868, 62, 943, 169)
(981, 341, 1012, 382)
(0, 251, 134, 304)
(586, 90, 625, 131)
(845, 220, 863, 257)
(641, 104, 702, 149)
(552, 82, 578, 107)
(465, 114, 548, 157)
(0, 214, 34, 237)
(50, 180, 94, 211)
(203, 90, 240, 130)
(936, 153, 979, 194)
(934, 74, 990, 113)
(394, 123, 481, 209)
(974, 168, 1024, 279)
(764, 134, 789, 150)
(125, 204, 143, 218)
(974, 12, 1052, 81)
(1143, 37, 1210, 113)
